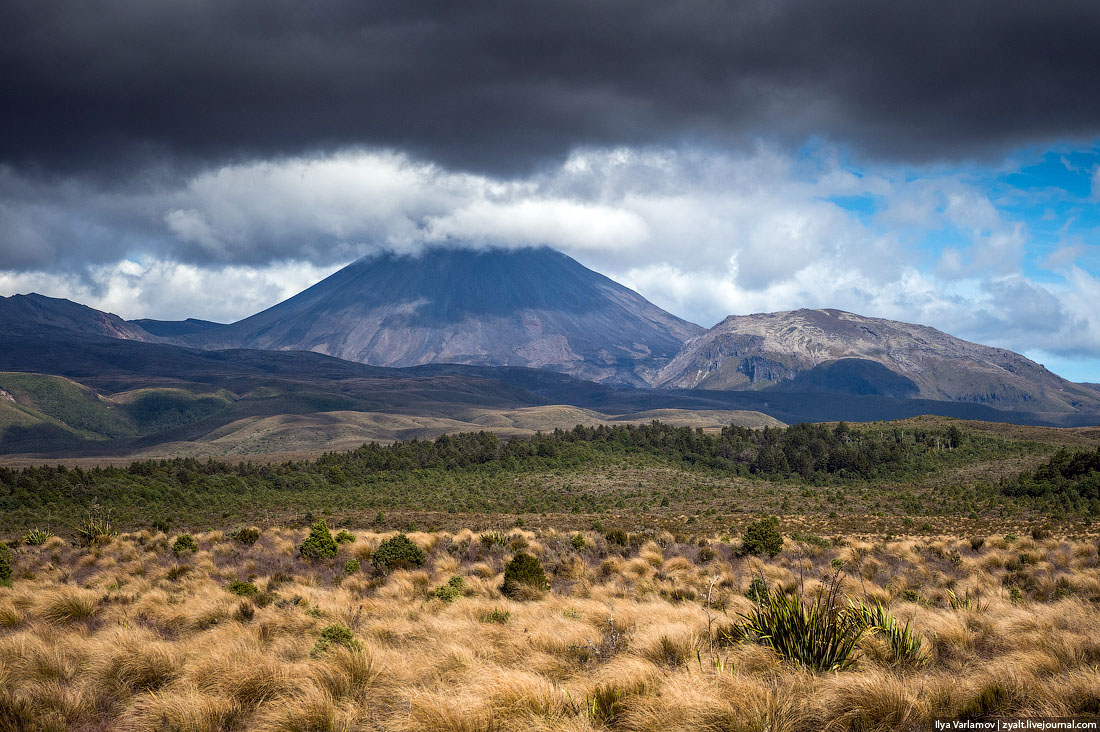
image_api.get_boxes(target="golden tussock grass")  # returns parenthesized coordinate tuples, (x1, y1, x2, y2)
(0, 526, 1098, 730)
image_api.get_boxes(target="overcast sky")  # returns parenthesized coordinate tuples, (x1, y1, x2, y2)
(3, 0, 1100, 380)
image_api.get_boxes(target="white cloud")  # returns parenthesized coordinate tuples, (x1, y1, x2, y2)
(0, 258, 341, 323)
(0, 144, 1099, 378)
(424, 199, 648, 251)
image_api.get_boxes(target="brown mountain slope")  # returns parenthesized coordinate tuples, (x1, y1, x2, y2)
(0, 293, 157, 342)
(655, 308, 1100, 414)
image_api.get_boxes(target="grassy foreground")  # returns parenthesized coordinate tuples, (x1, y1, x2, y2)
(1, 524, 1098, 731)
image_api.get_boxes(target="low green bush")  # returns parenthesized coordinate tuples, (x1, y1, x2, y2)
(312, 623, 362, 655)
(334, 530, 355, 544)
(227, 579, 259, 596)
(171, 534, 198, 556)
(502, 552, 549, 599)
(433, 576, 465, 602)
(480, 608, 511, 624)
(372, 534, 426, 573)
(343, 558, 361, 575)
(741, 516, 784, 557)
(745, 576, 769, 605)
(570, 533, 586, 550)
(299, 520, 338, 561)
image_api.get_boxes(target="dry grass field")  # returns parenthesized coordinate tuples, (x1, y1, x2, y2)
(2, 523, 1099, 731)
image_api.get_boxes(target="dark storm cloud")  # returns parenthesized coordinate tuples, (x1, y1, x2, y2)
(4, 0, 1100, 179)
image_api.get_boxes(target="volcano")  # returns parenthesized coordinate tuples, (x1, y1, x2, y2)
(181, 247, 702, 386)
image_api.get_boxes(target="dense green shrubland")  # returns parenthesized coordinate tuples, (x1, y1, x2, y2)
(0, 421, 1043, 531)
(1002, 446, 1100, 515)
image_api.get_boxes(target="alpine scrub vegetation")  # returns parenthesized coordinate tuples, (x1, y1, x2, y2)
(371, 533, 425, 572)
(2, 419, 1054, 535)
(501, 551, 549, 598)
(740, 515, 784, 556)
(230, 525, 261, 545)
(1, 525, 1099, 730)
(299, 519, 338, 560)
(0, 541, 10, 587)
(732, 572, 864, 671)
(22, 527, 53, 546)
(171, 533, 198, 556)
(75, 514, 117, 546)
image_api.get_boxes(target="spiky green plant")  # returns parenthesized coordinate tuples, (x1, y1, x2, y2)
(851, 600, 927, 667)
(229, 526, 261, 545)
(734, 572, 864, 672)
(23, 528, 53, 546)
(946, 588, 985, 612)
(76, 516, 117, 546)
(479, 531, 507, 548)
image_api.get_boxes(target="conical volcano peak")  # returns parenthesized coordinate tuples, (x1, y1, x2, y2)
(325, 246, 626, 323)
(183, 245, 702, 386)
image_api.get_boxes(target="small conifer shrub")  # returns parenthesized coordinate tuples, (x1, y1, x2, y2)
(372, 534, 426, 572)
(299, 520, 338, 561)
(227, 580, 259, 596)
(312, 623, 362, 655)
(433, 576, 465, 602)
(334, 530, 355, 544)
(171, 534, 198, 556)
(741, 516, 784, 557)
(343, 558, 361, 575)
(502, 552, 549, 599)
(745, 576, 769, 604)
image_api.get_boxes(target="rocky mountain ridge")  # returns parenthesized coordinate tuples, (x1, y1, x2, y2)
(655, 308, 1099, 413)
